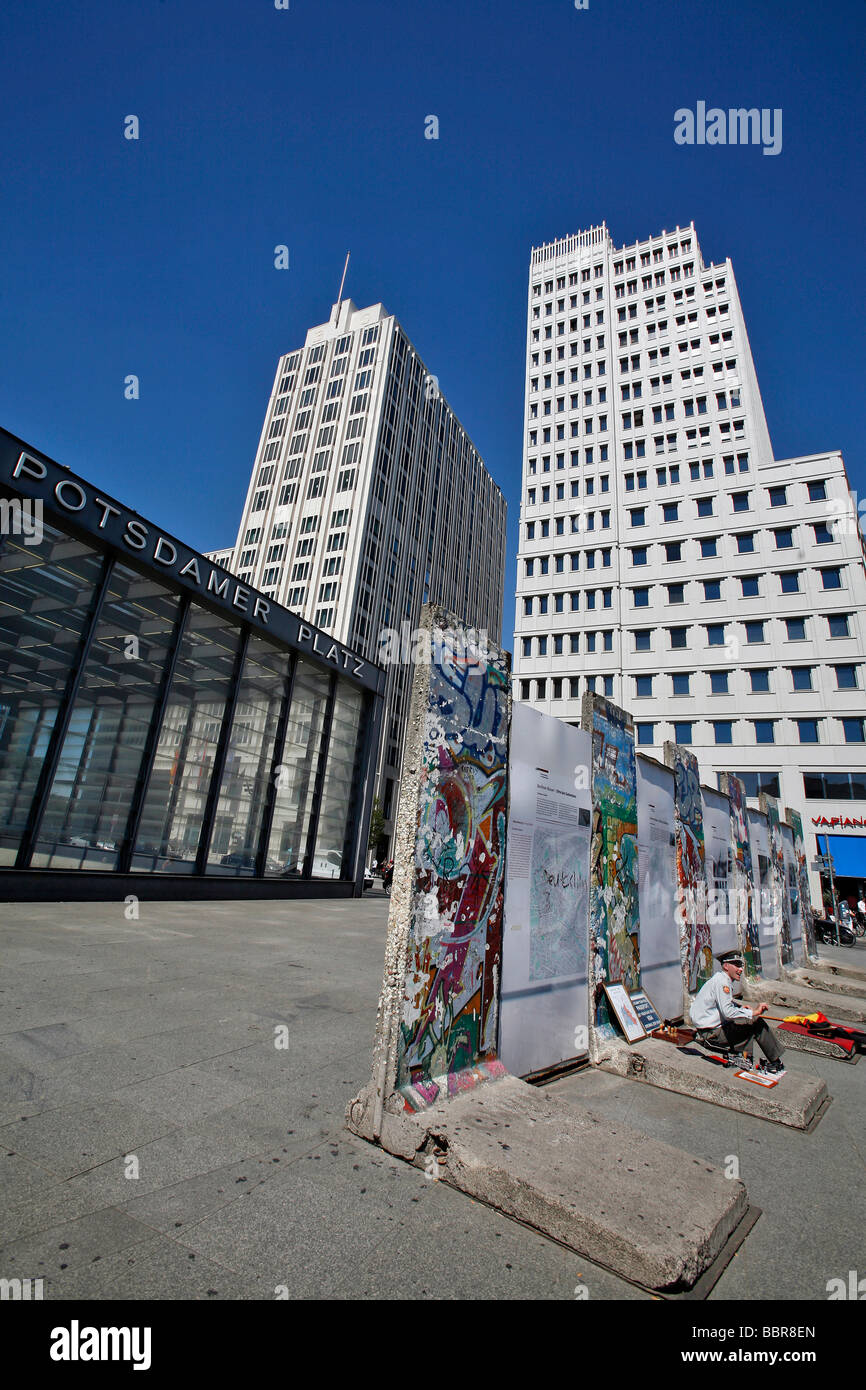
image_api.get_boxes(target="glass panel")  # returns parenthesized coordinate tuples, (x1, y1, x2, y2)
(264, 660, 330, 876)
(822, 771, 852, 802)
(0, 522, 105, 865)
(131, 604, 241, 873)
(31, 565, 181, 870)
(312, 683, 365, 877)
(206, 635, 291, 875)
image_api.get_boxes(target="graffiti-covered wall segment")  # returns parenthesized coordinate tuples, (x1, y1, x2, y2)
(348, 606, 512, 1146)
(396, 622, 510, 1106)
(350, 616, 825, 1147)
(666, 742, 713, 1006)
(582, 695, 641, 1040)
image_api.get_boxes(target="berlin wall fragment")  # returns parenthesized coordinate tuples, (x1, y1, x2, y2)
(720, 772, 762, 977)
(348, 605, 510, 1143)
(762, 794, 794, 968)
(581, 694, 640, 1046)
(787, 806, 818, 961)
(665, 742, 712, 1008)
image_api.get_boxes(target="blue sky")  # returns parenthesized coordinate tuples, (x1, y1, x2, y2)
(1, 0, 863, 647)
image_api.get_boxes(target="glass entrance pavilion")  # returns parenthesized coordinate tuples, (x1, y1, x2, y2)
(0, 428, 385, 899)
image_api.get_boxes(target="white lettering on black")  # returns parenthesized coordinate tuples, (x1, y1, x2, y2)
(153, 536, 177, 566)
(178, 557, 201, 582)
(124, 520, 148, 550)
(12, 452, 47, 481)
(54, 479, 87, 511)
(93, 497, 121, 529)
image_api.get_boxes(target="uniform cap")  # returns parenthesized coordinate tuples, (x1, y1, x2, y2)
(718, 951, 745, 967)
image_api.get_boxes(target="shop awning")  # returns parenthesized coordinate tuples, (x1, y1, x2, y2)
(818, 834, 866, 880)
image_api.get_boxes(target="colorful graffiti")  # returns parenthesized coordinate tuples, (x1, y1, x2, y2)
(669, 745, 713, 995)
(722, 773, 762, 977)
(787, 806, 818, 960)
(764, 796, 794, 966)
(396, 627, 510, 1108)
(587, 698, 640, 1037)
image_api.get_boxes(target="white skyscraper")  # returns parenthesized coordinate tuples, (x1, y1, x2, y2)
(513, 221, 866, 897)
(211, 298, 506, 851)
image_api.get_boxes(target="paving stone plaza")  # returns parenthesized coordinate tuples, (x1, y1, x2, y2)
(1, 894, 863, 1301)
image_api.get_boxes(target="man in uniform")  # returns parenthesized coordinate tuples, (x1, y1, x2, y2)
(690, 951, 785, 1073)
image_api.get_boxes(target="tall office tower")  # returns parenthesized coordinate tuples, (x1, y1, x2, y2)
(513, 222, 866, 893)
(211, 298, 506, 852)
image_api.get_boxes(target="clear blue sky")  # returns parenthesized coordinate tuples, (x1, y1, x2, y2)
(1, 0, 863, 647)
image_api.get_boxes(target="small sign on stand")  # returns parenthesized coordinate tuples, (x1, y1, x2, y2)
(629, 989, 662, 1035)
(603, 983, 647, 1044)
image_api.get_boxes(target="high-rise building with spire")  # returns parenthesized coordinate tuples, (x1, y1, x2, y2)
(210, 297, 506, 853)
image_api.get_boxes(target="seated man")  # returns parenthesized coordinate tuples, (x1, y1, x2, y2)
(690, 951, 785, 1073)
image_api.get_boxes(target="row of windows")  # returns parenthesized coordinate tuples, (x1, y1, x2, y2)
(521, 631, 615, 657)
(526, 512, 611, 539)
(523, 451, 752, 496)
(522, 590, 613, 615)
(625, 454, 750, 477)
(527, 477, 608, 502)
(532, 357, 738, 405)
(530, 415, 742, 450)
(526, 544, 846, 589)
(523, 496, 834, 543)
(618, 333, 734, 376)
(527, 347, 732, 387)
(625, 535, 840, 567)
(519, 674, 615, 700)
(631, 666, 856, 696)
(619, 361, 738, 396)
(624, 620, 853, 652)
(516, 682, 866, 749)
(528, 449, 609, 474)
(615, 264, 695, 293)
(524, 549, 613, 576)
(623, 458, 819, 491)
(520, 611, 858, 660)
(633, 718, 864, 748)
(615, 297, 725, 329)
(629, 499, 834, 530)
(626, 576, 847, 605)
(614, 239, 694, 271)
(804, 771, 866, 801)
(530, 240, 693, 299)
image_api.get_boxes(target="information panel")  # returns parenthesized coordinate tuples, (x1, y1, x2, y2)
(704, 786, 737, 957)
(636, 756, 681, 1021)
(747, 808, 780, 979)
(780, 821, 805, 964)
(500, 703, 592, 1075)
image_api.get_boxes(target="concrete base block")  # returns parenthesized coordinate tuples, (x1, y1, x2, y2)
(744, 976, 866, 1024)
(785, 967, 866, 999)
(347, 1072, 747, 1291)
(796, 957, 866, 984)
(815, 953, 866, 976)
(596, 1038, 827, 1130)
(779, 1028, 860, 1064)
